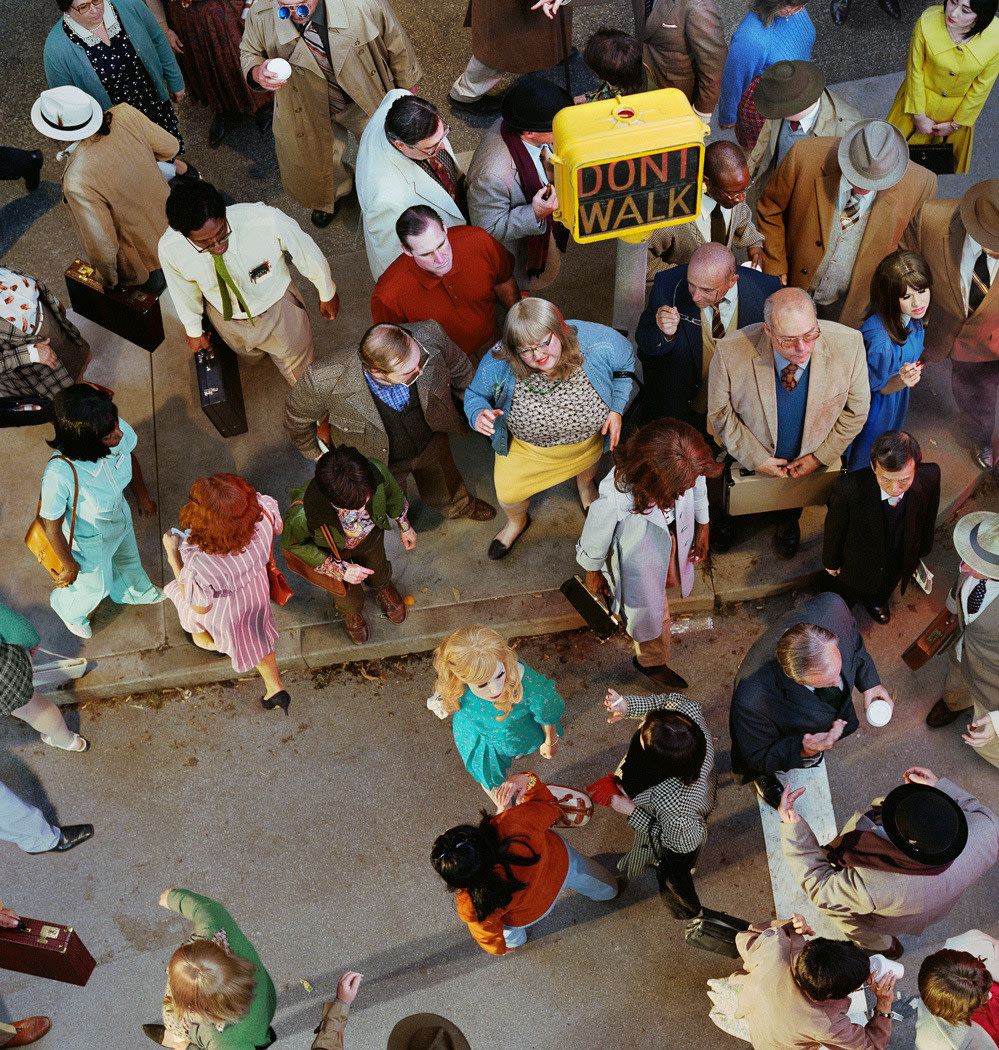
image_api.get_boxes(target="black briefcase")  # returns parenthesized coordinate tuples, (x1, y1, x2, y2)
(906, 131, 956, 175)
(196, 327, 247, 438)
(559, 574, 621, 641)
(64, 259, 164, 353)
(683, 909, 750, 958)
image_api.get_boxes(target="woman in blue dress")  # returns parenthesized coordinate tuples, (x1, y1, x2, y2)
(433, 625, 565, 807)
(846, 249, 931, 472)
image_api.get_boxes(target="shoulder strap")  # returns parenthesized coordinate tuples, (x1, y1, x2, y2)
(39, 456, 79, 550)
(290, 499, 342, 561)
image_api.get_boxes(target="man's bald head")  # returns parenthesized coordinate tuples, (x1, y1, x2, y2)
(687, 242, 738, 307)
(704, 141, 748, 181)
(763, 288, 820, 365)
(703, 141, 751, 208)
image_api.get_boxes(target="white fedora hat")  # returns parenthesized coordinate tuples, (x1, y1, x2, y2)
(953, 511, 999, 580)
(31, 86, 103, 141)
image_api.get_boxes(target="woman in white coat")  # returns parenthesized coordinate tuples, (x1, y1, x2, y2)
(576, 419, 722, 689)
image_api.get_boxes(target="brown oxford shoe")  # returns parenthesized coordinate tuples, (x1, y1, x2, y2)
(7, 1017, 52, 1046)
(926, 698, 972, 729)
(375, 582, 407, 624)
(342, 613, 369, 645)
(461, 497, 497, 521)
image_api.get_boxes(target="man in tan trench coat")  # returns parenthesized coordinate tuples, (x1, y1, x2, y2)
(241, 0, 422, 228)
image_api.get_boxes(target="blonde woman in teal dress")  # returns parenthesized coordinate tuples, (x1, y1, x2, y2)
(432, 625, 565, 807)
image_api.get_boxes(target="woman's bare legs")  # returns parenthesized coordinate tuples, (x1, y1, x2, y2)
(576, 460, 600, 510)
(492, 498, 530, 549)
(256, 652, 285, 700)
(12, 694, 76, 748)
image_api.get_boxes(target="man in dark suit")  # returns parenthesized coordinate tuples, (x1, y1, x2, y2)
(823, 430, 940, 625)
(635, 242, 780, 433)
(730, 592, 893, 808)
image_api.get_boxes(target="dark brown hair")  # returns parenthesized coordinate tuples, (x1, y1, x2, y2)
(612, 418, 721, 515)
(640, 711, 706, 785)
(315, 446, 377, 510)
(583, 28, 645, 94)
(919, 949, 993, 1025)
(868, 248, 933, 345)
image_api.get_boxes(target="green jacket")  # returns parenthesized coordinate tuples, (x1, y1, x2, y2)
(282, 459, 405, 568)
(166, 889, 276, 1050)
(0, 604, 40, 651)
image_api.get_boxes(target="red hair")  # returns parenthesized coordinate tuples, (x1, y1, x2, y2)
(180, 474, 262, 556)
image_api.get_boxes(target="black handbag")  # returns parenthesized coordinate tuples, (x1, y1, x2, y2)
(559, 574, 621, 641)
(683, 908, 750, 958)
(0, 397, 53, 427)
(906, 130, 956, 175)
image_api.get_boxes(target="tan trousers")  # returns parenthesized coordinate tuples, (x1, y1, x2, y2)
(943, 652, 999, 769)
(329, 103, 369, 204)
(205, 282, 313, 385)
(0, 1023, 15, 1046)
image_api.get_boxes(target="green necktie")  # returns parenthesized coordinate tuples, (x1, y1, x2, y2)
(212, 252, 253, 324)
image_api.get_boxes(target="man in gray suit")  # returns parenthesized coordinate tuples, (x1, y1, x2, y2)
(466, 77, 572, 289)
(929, 513, 999, 763)
(779, 768, 999, 958)
(284, 319, 495, 522)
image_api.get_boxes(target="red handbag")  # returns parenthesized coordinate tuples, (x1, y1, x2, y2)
(261, 507, 293, 606)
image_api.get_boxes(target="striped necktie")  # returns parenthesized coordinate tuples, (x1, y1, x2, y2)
(840, 189, 862, 231)
(968, 250, 993, 316)
(212, 253, 253, 324)
(422, 152, 458, 200)
(780, 362, 798, 391)
(711, 303, 725, 339)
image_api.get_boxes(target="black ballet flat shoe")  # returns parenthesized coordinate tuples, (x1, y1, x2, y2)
(261, 690, 291, 715)
(487, 516, 532, 560)
(142, 1023, 166, 1044)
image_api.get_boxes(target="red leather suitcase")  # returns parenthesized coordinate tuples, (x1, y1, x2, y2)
(0, 917, 95, 985)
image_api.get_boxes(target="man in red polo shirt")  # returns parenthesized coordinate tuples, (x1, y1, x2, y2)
(371, 205, 521, 359)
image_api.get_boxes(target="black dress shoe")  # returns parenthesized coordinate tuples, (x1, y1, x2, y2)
(24, 150, 43, 193)
(49, 824, 94, 852)
(632, 656, 688, 690)
(177, 163, 200, 180)
(142, 268, 167, 296)
(775, 520, 800, 559)
(487, 515, 531, 560)
(142, 1023, 166, 1044)
(311, 208, 336, 228)
(208, 112, 227, 148)
(926, 698, 972, 728)
(865, 603, 891, 625)
(447, 93, 504, 118)
(255, 103, 274, 134)
(878, 0, 901, 17)
(830, 0, 851, 23)
(261, 689, 291, 714)
(709, 518, 736, 553)
(754, 772, 785, 810)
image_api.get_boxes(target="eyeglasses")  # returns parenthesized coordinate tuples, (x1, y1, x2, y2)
(772, 326, 820, 351)
(411, 124, 451, 158)
(188, 220, 231, 254)
(517, 334, 554, 358)
(70, 0, 104, 12)
(395, 346, 429, 386)
(278, 3, 312, 17)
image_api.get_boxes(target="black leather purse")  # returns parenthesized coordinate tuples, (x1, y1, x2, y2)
(683, 908, 751, 958)
(906, 130, 956, 175)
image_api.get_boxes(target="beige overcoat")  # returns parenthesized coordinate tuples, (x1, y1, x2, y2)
(240, 0, 422, 212)
(62, 104, 175, 287)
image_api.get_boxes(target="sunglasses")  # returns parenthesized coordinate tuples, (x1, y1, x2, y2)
(278, 3, 311, 17)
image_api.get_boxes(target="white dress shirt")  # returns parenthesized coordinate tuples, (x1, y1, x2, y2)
(700, 285, 740, 333)
(960, 234, 999, 302)
(693, 197, 733, 245)
(158, 202, 337, 338)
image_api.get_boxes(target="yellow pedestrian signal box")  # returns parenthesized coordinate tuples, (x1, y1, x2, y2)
(551, 89, 708, 244)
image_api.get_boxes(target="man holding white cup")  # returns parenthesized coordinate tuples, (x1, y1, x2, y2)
(240, 0, 422, 228)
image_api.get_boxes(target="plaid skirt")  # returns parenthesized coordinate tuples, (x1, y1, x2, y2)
(0, 642, 33, 716)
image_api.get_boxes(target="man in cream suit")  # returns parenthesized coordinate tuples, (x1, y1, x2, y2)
(903, 180, 999, 471)
(707, 286, 869, 557)
(780, 768, 999, 957)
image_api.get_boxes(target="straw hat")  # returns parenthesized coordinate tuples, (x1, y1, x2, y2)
(31, 86, 103, 141)
(953, 511, 999, 580)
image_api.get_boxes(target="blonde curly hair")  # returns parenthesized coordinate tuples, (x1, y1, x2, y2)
(433, 625, 523, 718)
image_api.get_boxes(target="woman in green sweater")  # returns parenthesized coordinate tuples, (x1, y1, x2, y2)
(0, 602, 87, 751)
(144, 888, 276, 1049)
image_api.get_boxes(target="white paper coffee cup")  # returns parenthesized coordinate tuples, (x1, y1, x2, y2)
(867, 698, 893, 727)
(266, 58, 292, 82)
(870, 954, 904, 980)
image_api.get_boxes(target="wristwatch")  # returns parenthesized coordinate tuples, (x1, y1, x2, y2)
(874, 1009, 893, 1019)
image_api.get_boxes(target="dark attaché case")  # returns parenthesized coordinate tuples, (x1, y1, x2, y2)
(196, 325, 248, 438)
(64, 259, 164, 353)
(902, 607, 960, 670)
(683, 908, 750, 958)
(559, 574, 621, 641)
(0, 917, 95, 985)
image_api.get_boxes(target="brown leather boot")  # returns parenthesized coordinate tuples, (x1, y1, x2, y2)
(343, 613, 368, 644)
(9, 1018, 53, 1046)
(375, 582, 407, 624)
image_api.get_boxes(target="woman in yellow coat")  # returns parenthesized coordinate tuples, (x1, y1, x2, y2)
(887, 0, 999, 173)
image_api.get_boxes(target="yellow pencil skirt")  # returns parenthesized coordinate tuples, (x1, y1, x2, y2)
(493, 433, 603, 504)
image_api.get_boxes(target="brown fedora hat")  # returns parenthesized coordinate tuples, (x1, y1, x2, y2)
(754, 61, 825, 119)
(960, 180, 999, 253)
(837, 119, 909, 192)
(387, 1014, 471, 1050)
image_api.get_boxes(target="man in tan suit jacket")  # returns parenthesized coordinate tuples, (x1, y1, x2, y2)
(747, 61, 863, 200)
(779, 768, 999, 955)
(707, 287, 869, 557)
(758, 121, 937, 328)
(903, 181, 999, 470)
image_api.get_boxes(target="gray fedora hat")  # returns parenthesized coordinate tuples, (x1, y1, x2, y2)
(959, 180, 999, 253)
(387, 1014, 471, 1050)
(837, 119, 909, 192)
(953, 511, 999, 580)
(755, 61, 825, 119)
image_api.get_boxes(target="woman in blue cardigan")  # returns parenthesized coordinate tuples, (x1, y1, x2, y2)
(44, 0, 186, 151)
(465, 298, 636, 560)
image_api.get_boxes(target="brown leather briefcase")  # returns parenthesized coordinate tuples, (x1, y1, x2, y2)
(0, 917, 95, 985)
(902, 607, 960, 670)
(723, 458, 843, 516)
(64, 259, 164, 353)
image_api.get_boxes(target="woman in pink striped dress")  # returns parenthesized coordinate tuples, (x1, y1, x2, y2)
(162, 474, 290, 713)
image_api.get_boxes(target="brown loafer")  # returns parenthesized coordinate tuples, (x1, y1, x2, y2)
(461, 497, 497, 521)
(926, 698, 971, 729)
(375, 582, 407, 624)
(8, 1017, 52, 1046)
(343, 613, 369, 645)
(882, 936, 904, 960)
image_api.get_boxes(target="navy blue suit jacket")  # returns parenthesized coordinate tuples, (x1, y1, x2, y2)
(636, 265, 780, 422)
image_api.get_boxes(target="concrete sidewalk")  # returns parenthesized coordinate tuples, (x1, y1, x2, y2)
(1, 71, 992, 700)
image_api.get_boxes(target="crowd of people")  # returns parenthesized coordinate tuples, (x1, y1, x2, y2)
(3, 0, 999, 1045)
